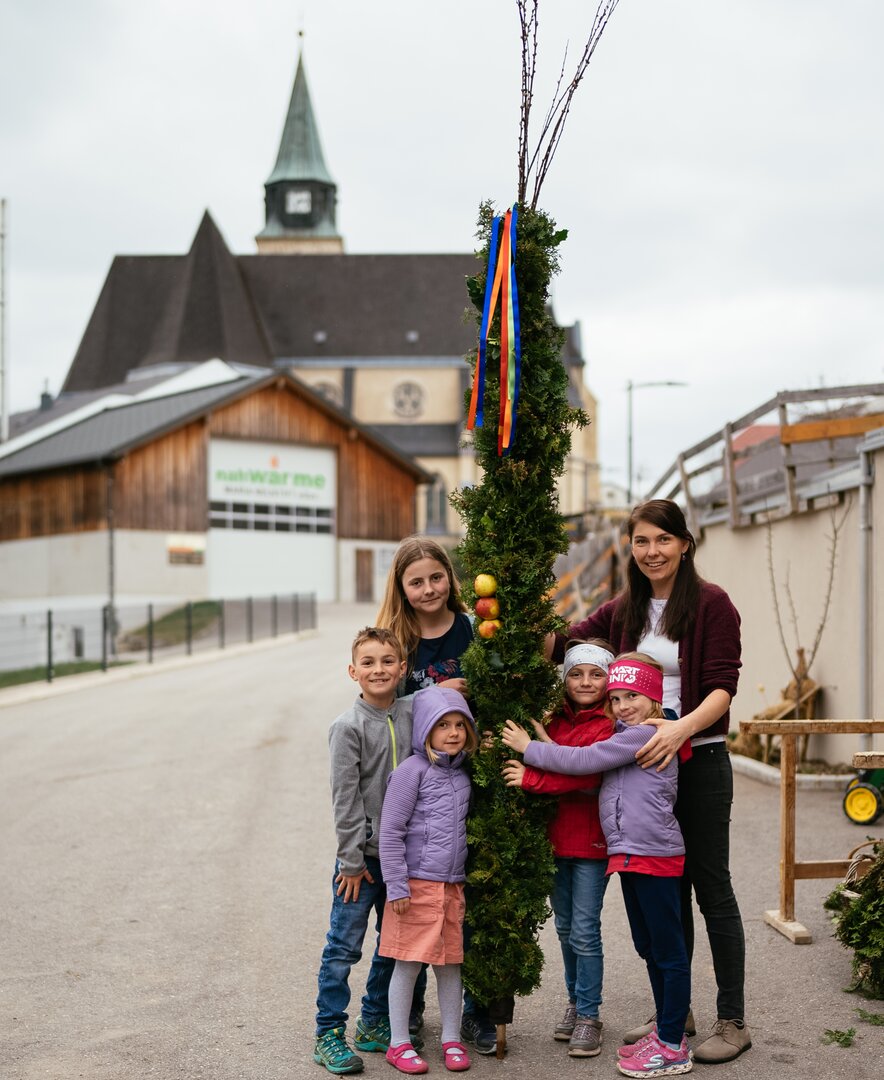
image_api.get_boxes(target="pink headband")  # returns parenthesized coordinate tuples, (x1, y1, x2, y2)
(606, 660, 663, 704)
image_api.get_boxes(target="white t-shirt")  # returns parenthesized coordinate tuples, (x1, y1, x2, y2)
(636, 598, 682, 716)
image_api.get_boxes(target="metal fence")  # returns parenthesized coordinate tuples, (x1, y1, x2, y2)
(0, 594, 317, 684)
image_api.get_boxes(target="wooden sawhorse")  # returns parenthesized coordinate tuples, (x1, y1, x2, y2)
(852, 750, 884, 769)
(738, 718, 884, 943)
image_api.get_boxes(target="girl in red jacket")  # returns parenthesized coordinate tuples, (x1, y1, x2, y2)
(503, 640, 615, 1059)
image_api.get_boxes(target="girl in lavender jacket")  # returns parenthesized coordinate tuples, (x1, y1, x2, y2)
(379, 686, 478, 1075)
(503, 655, 693, 1079)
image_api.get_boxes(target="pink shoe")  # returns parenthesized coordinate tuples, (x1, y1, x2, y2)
(617, 1033, 692, 1077)
(442, 1041, 471, 1071)
(618, 1027, 657, 1057)
(386, 1042, 429, 1074)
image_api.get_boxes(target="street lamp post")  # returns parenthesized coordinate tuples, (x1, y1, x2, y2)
(626, 379, 688, 505)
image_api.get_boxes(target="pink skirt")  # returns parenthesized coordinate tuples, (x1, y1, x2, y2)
(380, 880, 466, 965)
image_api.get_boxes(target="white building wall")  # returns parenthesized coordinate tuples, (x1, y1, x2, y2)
(206, 438, 337, 601)
(696, 487, 881, 765)
(207, 530, 336, 601)
(0, 533, 108, 599)
(115, 531, 208, 598)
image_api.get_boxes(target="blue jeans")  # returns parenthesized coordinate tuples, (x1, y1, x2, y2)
(315, 856, 393, 1036)
(551, 857, 608, 1017)
(619, 872, 690, 1047)
(675, 742, 745, 1020)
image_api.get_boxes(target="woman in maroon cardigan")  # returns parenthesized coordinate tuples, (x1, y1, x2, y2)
(555, 499, 750, 1064)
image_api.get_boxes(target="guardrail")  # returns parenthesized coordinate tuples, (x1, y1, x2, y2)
(644, 382, 884, 533)
(0, 594, 317, 686)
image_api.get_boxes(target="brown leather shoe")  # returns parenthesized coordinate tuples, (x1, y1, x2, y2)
(622, 1008, 696, 1045)
(693, 1019, 752, 1063)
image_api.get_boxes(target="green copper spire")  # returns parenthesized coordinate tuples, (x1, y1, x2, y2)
(266, 52, 334, 186)
(257, 45, 342, 252)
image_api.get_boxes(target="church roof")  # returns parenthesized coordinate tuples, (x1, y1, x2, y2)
(241, 252, 477, 359)
(62, 212, 272, 392)
(265, 53, 334, 186)
(62, 219, 479, 392)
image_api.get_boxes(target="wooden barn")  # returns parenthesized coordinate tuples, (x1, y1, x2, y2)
(0, 364, 430, 604)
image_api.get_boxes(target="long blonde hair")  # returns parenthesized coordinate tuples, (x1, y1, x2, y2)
(376, 536, 466, 664)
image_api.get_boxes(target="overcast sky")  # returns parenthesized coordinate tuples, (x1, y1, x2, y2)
(2, 0, 883, 494)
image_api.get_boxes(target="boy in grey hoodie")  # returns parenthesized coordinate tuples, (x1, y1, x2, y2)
(313, 627, 415, 1076)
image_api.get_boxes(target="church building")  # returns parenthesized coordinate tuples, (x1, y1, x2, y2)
(0, 49, 600, 609)
(59, 50, 600, 543)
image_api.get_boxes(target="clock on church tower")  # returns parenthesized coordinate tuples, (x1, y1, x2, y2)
(285, 188, 313, 216)
(255, 52, 344, 253)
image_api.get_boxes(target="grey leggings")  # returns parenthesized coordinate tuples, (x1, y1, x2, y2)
(388, 959, 463, 1046)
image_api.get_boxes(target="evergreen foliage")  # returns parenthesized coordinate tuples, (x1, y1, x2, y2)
(825, 843, 884, 999)
(451, 202, 588, 1016)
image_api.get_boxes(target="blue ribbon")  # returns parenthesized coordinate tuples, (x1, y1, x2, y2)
(473, 215, 501, 428)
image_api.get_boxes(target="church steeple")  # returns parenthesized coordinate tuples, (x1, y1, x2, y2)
(256, 48, 344, 254)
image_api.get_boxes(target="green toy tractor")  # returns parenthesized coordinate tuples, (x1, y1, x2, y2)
(843, 768, 884, 825)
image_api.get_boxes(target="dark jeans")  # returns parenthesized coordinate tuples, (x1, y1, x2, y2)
(620, 872, 690, 1047)
(315, 856, 427, 1036)
(675, 742, 746, 1020)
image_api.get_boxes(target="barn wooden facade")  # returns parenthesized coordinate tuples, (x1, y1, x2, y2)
(0, 368, 430, 603)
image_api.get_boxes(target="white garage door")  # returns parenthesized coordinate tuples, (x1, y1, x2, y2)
(207, 438, 337, 601)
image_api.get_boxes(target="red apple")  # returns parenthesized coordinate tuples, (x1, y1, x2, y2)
(477, 619, 502, 639)
(474, 573, 498, 597)
(475, 597, 500, 620)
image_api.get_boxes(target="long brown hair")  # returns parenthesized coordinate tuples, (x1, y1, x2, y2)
(617, 500, 702, 644)
(375, 536, 466, 663)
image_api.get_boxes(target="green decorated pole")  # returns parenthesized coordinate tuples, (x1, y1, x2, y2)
(451, 1, 621, 1053)
(452, 203, 584, 1037)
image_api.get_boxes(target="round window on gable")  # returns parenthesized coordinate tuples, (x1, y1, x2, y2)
(392, 381, 424, 419)
(314, 380, 342, 406)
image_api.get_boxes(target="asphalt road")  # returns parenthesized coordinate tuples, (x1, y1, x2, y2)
(0, 603, 879, 1079)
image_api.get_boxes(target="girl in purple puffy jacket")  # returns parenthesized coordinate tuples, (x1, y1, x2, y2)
(379, 686, 479, 1075)
(502, 654, 693, 1079)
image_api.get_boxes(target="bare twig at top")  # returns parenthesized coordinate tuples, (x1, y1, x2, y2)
(516, 0, 621, 209)
(516, 0, 539, 206)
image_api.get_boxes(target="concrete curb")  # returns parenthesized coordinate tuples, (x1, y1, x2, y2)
(0, 628, 320, 710)
(729, 749, 851, 790)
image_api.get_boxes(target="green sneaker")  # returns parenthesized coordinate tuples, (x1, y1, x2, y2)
(353, 1014, 391, 1052)
(313, 1027, 364, 1075)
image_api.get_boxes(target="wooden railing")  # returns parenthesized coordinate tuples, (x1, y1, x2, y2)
(738, 718, 884, 943)
(645, 383, 884, 530)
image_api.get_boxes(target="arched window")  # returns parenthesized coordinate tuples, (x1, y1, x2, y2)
(425, 474, 448, 534)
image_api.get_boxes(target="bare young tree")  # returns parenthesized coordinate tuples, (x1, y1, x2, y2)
(766, 498, 851, 680)
(762, 498, 852, 758)
(516, 0, 621, 208)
